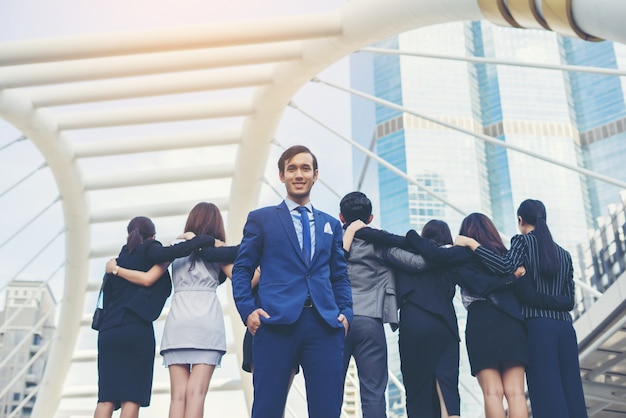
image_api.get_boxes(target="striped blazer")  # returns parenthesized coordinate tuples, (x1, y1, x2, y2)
(474, 231, 575, 321)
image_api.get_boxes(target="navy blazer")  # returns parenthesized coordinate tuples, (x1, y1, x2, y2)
(232, 201, 353, 328)
(404, 230, 523, 318)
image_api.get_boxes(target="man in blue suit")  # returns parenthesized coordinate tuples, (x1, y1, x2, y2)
(232, 145, 353, 418)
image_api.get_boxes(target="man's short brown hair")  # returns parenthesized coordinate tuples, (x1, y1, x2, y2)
(277, 145, 318, 174)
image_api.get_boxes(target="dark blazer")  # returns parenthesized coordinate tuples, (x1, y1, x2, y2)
(100, 235, 215, 331)
(405, 230, 522, 319)
(232, 201, 353, 328)
(351, 228, 457, 331)
(356, 228, 519, 335)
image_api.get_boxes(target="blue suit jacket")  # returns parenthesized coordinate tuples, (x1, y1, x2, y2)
(232, 201, 353, 328)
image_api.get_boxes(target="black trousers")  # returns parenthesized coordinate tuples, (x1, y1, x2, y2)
(399, 303, 460, 417)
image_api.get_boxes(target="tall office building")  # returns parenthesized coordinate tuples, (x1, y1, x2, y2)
(0, 281, 56, 417)
(561, 37, 626, 221)
(350, 21, 626, 416)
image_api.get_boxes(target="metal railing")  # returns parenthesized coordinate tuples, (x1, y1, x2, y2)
(572, 191, 626, 319)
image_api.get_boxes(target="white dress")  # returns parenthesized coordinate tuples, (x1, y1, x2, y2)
(160, 250, 226, 366)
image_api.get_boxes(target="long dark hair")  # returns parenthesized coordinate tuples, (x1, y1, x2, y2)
(126, 216, 156, 253)
(421, 220, 453, 247)
(517, 199, 557, 279)
(184, 202, 226, 270)
(185, 202, 225, 241)
(459, 213, 507, 256)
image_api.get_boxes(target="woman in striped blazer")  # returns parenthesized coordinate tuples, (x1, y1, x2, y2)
(456, 199, 587, 418)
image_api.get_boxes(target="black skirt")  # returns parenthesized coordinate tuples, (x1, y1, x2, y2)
(97, 321, 155, 409)
(465, 300, 529, 376)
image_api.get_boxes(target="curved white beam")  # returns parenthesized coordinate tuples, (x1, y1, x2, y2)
(0, 90, 90, 418)
(0, 14, 342, 65)
(73, 127, 241, 158)
(55, 98, 255, 130)
(29, 65, 275, 107)
(84, 164, 234, 190)
(0, 42, 303, 89)
(89, 197, 229, 224)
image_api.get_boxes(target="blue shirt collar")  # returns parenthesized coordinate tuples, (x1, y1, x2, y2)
(284, 198, 312, 213)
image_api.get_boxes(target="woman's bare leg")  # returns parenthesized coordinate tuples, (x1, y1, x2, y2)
(119, 401, 140, 418)
(93, 401, 114, 418)
(184, 364, 215, 418)
(502, 366, 528, 418)
(477, 368, 506, 418)
(169, 364, 191, 418)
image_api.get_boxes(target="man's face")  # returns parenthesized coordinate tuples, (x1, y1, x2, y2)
(279, 152, 318, 204)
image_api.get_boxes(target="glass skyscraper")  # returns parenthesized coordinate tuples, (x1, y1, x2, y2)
(350, 21, 626, 417)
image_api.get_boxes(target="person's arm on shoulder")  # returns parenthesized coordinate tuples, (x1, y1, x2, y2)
(354, 227, 413, 251)
(343, 220, 366, 257)
(147, 234, 216, 263)
(197, 244, 240, 264)
(380, 247, 429, 273)
(456, 234, 526, 275)
(515, 276, 574, 311)
(105, 258, 168, 287)
(406, 229, 474, 264)
(455, 264, 523, 297)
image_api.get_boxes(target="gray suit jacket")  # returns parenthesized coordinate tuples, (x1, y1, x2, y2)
(345, 234, 427, 330)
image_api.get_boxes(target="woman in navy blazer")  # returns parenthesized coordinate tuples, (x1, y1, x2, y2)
(94, 216, 214, 418)
(405, 217, 527, 418)
(398, 221, 466, 418)
(456, 200, 587, 418)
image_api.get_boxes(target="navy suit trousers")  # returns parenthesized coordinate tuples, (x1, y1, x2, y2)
(526, 317, 588, 418)
(252, 307, 345, 418)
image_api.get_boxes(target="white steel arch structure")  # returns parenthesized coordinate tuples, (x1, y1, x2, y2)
(1, 0, 626, 416)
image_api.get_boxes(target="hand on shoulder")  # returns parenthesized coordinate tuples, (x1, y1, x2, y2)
(455, 235, 479, 250)
(346, 220, 366, 232)
(176, 231, 196, 241)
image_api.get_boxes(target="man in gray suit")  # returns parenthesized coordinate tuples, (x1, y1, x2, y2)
(339, 191, 426, 417)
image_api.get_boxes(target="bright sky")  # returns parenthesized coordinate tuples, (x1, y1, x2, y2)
(0, 1, 353, 417)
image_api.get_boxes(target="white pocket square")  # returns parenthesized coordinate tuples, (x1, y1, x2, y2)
(324, 222, 333, 234)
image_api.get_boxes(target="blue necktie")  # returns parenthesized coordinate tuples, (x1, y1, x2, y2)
(297, 206, 311, 264)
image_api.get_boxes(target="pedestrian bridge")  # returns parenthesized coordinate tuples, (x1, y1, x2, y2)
(0, 0, 626, 417)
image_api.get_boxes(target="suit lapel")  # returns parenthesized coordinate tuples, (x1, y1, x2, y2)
(277, 202, 308, 265)
(311, 207, 325, 266)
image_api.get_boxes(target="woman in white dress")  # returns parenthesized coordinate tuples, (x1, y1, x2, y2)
(106, 202, 244, 418)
